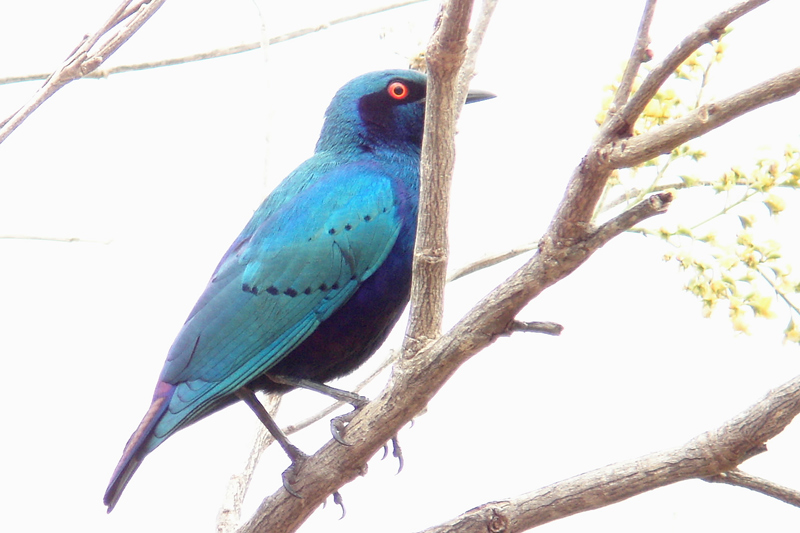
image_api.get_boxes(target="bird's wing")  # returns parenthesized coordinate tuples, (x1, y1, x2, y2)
(154, 161, 402, 436)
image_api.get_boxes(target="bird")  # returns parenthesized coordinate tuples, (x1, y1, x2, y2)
(103, 69, 494, 512)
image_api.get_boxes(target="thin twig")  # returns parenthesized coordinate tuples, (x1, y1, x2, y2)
(449, 192, 672, 283)
(455, 0, 499, 110)
(504, 320, 564, 336)
(704, 468, 800, 508)
(608, 0, 657, 118)
(609, 0, 770, 136)
(0, 234, 111, 244)
(588, 191, 674, 247)
(447, 242, 538, 282)
(549, 0, 772, 243)
(0, 0, 429, 86)
(609, 65, 800, 169)
(0, 0, 166, 143)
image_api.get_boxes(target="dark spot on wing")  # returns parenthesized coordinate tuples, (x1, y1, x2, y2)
(265, 286, 279, 296)
(303, 287, 312, 295)
(344, 224, 352, 231)
(331, 282, 340, 290)
(328, 228, 336, 235)
(320, 283, 329, 291)
(243, 284, 258, 295)
(364, 215, 372, 222)
(284, 288, 298, 297)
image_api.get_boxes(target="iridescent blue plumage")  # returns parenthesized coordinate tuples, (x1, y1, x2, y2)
(104, 69, 491, 511)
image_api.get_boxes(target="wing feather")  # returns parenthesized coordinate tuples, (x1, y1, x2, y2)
(153, 161, 402, 438)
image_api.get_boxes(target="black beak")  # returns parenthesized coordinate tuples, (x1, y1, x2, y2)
(465, 88, 496, 104)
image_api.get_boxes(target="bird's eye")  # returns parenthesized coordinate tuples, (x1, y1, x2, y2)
(387, 81, 409, 100)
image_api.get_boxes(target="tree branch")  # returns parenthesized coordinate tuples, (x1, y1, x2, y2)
(608, 66, 800, 169)
(0, 0, 428, 86)
(455, 0, 499, 109)
(503, 320, 563, 337)
(418, 373, 800, 532)
(703, 468, 800, 508)
(404, 0, 474, 349)
(0, 0, 166, 144)
(610, 0, 771, 136)
(0, 234, 111, 244)
(608, 0, 657, 115)
(550, 0, 771, 243)
(0, 0, 432, 145)
(447, 241, 538, 282)
(589, 191, 673, 245)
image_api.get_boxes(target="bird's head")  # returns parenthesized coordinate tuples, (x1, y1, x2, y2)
(316, 69, 494, 155)
(317, 69, 428, 154)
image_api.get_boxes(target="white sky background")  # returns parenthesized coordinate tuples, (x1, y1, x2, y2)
(1, 1, 799, 532)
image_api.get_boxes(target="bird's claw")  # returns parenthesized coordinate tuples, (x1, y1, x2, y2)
(331, 417, 351, 445)
(381, 435, 404, 473)
(333, 490, 346, 519)
(330, 408, 360, 445)
(281, 450, 309, 498)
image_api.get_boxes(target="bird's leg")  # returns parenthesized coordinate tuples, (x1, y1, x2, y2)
(266, 374, 404, 471)
(266, 374, 369, 407)
(267, 374, 369, 445)
(235, 386, 306, 497)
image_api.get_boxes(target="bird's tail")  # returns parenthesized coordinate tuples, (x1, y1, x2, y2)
(104, 381, 174, 512)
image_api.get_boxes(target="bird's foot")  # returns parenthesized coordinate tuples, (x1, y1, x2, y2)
(331, 414, 403, 474)
(330, 409, 359, 445)
(381, 435, 404, 473)
(281, 448, 309, 498)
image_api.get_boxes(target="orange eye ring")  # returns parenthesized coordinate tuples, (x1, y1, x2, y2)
(387, 81, 409, 100)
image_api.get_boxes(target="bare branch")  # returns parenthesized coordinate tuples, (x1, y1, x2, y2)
(404, 0, 475, 349)
(0, 0, 166, 143)
(0, 234, 111, 244)
(589, 191, 673, 246)
(608, 66, 800, 169)
(704, 469, 800, 508)
(609, 0, 771, 137)
(456, 0, 499, 109)
(0, 0, 428, 86)
(608, 0, 657, 115)
(448, 192, 672, 284)
(447, 241, 538, 282)
(503, 320, 563, 337)
(551, 0, 771, 244)
(419, 374, 800, 533)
